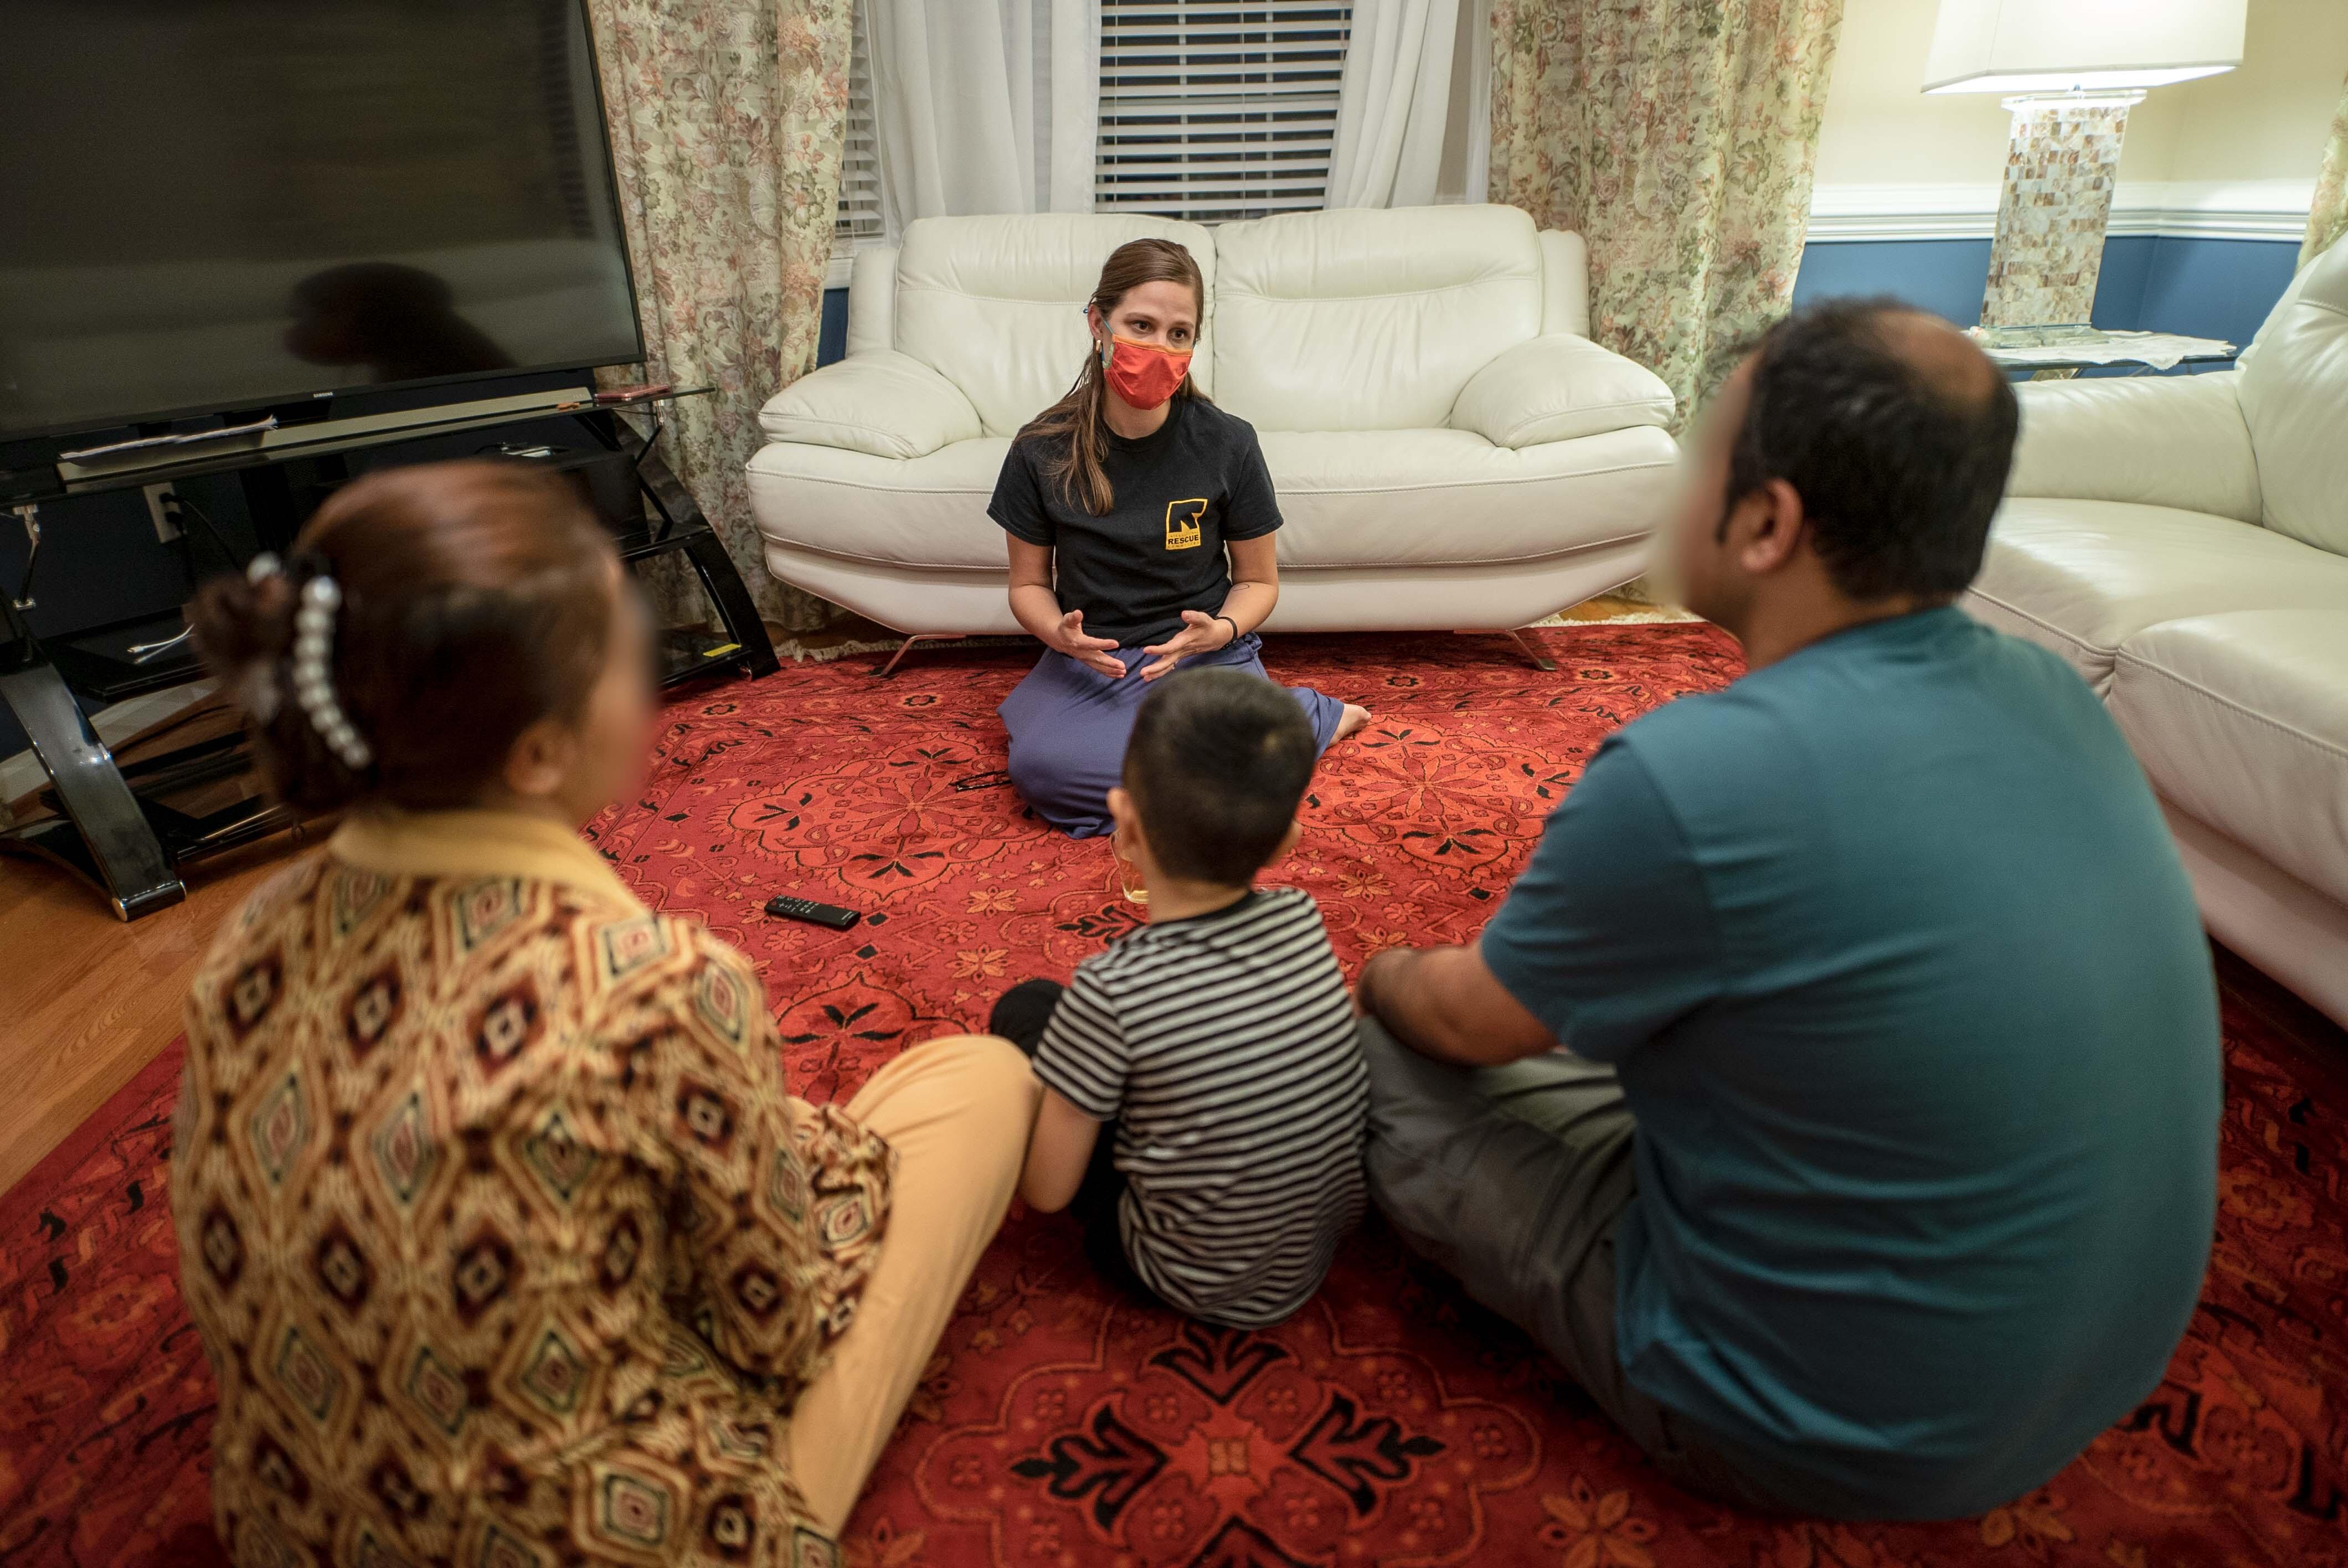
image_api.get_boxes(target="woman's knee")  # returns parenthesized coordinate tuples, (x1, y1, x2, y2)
(939, 1033, 1033, 1098)
(1007, 730, 1102, 809)
(892, 1033, 1039, 1119)
(860, 1037, 1038, 1198)
(957, 1034, 1043, 1119)
(1005, 743, 1052, 814)
(917, 1035, 1039, 1188)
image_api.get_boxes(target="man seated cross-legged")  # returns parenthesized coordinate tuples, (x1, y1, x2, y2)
(1353, 299, 2223, 1520)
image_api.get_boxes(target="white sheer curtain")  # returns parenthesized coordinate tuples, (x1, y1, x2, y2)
(866, 0, 1099, 238)
(1325, 0, 1463, 208)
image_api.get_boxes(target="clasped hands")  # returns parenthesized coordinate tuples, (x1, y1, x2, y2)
(1048, 608, 1234, 681)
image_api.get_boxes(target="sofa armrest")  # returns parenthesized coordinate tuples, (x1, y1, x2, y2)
(758, 350, 981, 460)
(2006, 370, 2262, 525)
(1449, 334, 1675, 449)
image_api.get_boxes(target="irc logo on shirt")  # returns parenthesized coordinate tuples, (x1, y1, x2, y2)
(1165, 498, 1207, 550)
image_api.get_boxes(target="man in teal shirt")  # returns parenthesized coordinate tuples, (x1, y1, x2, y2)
(1355, 301, 2220, 1519)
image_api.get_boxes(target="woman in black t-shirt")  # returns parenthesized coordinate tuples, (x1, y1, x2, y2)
(987, 239, 1368, 840)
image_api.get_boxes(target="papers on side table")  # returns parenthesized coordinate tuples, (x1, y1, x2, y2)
(1965, 326, 2238, 371)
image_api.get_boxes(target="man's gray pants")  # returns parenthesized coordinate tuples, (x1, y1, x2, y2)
(1357, 1015, 1789, 1510)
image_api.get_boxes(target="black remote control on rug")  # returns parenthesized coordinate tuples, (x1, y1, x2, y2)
(764, 894, 862, 930)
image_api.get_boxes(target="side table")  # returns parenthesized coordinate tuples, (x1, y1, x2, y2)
(1970, 325, 2239, 379)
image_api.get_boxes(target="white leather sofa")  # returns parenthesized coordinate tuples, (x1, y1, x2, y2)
(745, 205, 1677, 640)
(1968, 238, 2348, 1028)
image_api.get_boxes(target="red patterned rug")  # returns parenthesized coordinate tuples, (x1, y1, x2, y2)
(7, 626, 2348, 1568)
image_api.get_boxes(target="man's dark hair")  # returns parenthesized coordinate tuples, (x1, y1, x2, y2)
(1725, 297, 2019, 601)
(1122, 667, 1317, 886)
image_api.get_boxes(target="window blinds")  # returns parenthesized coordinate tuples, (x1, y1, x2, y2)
(1096, 0, 1354, 223)
(832, 2, 884, 260)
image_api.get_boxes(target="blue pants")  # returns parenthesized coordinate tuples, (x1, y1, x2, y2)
(998, 633, 1345, 838)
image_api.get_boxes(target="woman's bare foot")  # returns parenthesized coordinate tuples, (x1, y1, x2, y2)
(1334, 703, 1372, 742)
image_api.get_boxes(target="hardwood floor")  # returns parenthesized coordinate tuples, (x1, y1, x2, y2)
(0, 832, 305, 1196)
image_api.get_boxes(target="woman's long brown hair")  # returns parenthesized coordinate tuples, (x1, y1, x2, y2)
(1023, 238, 1207, 517)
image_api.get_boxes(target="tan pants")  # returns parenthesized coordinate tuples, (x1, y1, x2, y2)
(785, 1034, 1039, 1533)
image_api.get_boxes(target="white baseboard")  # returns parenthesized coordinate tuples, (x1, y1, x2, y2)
(1807, 178, 2315, 244)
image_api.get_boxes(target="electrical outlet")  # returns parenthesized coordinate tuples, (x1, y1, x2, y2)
(144, 482, 180, 542)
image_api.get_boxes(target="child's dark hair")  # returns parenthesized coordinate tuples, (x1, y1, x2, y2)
(1122, 667, 1316, 886)
(184, 460, 619, 813)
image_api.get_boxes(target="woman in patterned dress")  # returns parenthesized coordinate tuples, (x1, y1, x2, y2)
(172, 461, 1037, 1568)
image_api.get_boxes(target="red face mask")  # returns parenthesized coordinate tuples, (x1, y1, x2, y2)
(1101, 334, 1192, 410)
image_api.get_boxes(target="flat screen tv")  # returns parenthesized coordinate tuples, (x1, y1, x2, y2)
(0, 0, 645, 441)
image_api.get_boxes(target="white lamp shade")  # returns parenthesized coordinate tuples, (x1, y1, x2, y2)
(1924, 0, 2246, 94)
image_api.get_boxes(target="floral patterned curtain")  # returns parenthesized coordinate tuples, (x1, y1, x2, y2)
(1489, 0, 1844, 427)
(587, 0, 851, 632)
(2303, 74, 2348, 271)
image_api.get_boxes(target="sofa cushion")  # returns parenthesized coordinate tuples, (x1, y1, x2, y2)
(746, 425, 1677, 574)
(1965, 498, 2348, 692)
(2237, 235, 2348, 555)
(891, 213, 1217, 438)
(758, 350, 980, 459)
(2005, 371, 2261, 525)
(1447, 335, 1675, 448)
(2111, 610, 2348, 908)
(1262, 426, 1677, 569)
(1210, 205, 1543, 433)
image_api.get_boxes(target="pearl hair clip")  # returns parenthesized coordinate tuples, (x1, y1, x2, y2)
(246, 552, 373, 771)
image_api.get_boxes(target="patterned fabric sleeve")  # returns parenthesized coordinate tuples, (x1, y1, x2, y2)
(605, 919, 893, 1392)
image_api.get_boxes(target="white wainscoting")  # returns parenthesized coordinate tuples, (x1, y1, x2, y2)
(1806, 179, 2318, 244)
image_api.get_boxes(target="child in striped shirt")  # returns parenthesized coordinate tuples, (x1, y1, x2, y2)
(991, 667, 1367, 1328)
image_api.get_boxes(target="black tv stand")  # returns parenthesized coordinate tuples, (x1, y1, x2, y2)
(0, 620, 212, 917)
(1, 384, 780, 920)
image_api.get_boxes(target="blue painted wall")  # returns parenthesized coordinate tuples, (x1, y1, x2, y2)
(1792, 238, 1999, 325)
(2124, 236, 2301, 349)
(1793, 233, 2300, 354)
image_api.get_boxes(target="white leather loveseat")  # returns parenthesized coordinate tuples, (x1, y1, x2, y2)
(746, 205, 1677, 642)
(1967, 238, 2348, 1028)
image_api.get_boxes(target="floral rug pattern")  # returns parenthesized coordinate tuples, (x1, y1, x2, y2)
(6, 627, 2347, 1568)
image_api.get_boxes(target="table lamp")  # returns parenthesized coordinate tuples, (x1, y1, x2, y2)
(1925, 0, 2247, 328)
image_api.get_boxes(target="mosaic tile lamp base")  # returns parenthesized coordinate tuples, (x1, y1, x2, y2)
(1920, 0, 2249, 329)
(1980, 95, 2140, 329)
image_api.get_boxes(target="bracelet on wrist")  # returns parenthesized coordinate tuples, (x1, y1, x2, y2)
(1216, 615, 1242, 647)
